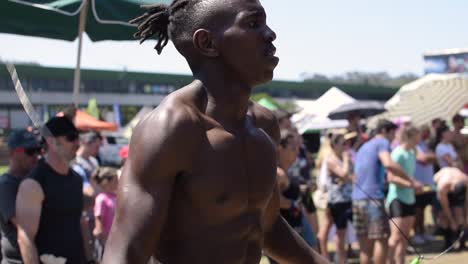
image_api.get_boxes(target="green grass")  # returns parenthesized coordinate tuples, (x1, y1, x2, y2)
(0, 165, 8, 175)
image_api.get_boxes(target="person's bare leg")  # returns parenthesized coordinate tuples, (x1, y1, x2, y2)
(393, 216, 414, 264)
(373, 238, 388, 264)
(358, 235, 374, 264)
(317, 209, 332, 258)
(335, 229, 347, 264)
(387, 220, 398, 264)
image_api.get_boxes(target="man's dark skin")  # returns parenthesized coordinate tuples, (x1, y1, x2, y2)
(103, 0, 326, 263)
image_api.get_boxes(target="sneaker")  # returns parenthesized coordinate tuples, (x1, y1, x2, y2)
(422, 234, 436, 242)
(412, 235, 426, 245)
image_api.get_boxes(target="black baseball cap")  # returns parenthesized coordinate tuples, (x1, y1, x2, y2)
(7, 129, 41, 149)
(41, 116, 79, 138)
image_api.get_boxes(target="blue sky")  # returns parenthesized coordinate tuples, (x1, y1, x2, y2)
(1, 0, 467, 80)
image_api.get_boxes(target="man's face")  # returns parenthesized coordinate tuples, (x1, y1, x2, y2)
(386, 129, 397, 142)
(52, 133, 80, 163)
(11, 147, 40, 175)
(280, 137, 298, 168)
(216, 0, 279, 86)
(453, 118, 464, 131)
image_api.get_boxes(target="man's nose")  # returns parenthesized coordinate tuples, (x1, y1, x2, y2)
(265, 26, 276, 42)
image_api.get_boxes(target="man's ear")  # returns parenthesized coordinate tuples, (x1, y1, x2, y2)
(193, 29, 219, 57)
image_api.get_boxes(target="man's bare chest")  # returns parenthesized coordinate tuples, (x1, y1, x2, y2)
(180, 124, 277, 212)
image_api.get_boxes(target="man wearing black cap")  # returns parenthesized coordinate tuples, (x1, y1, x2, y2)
(0, 129, 41, 264)
(15, 116, 89, 264)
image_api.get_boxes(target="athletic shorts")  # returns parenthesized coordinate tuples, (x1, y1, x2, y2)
(388, 199, 416, 218)
(415, 191, 435, 208)
(328, 202, 352, 230)
(352, 199, 390, 239)
(302, 189, 317, 214)
(448, 182, 467, 207)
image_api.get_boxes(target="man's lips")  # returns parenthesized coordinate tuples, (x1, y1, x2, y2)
(266, 45, 276, 57)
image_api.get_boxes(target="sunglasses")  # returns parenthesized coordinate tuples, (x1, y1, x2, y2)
(14, 147, 42, 156)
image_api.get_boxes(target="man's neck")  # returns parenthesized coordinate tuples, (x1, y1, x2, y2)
(8, 165, 28, 179)
(374, 134, 386, 140)
(45, 153, 70, 175)
(194, 71, 252, 123)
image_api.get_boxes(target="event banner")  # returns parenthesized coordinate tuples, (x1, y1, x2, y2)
(424, 52, 468, 74)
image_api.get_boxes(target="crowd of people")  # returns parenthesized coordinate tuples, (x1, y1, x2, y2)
(273, 112, 468, 264)
(0, 116, 125, 264)
(0, 109, 466, 264)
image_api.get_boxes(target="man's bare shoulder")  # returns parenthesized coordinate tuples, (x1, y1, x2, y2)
(134, 88, 203, 139)
(249, 101, 280, 144)
(129, 87, 205, 173)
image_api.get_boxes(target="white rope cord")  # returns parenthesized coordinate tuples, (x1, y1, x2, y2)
(90, 0, 135, 27)
(6, 63, 52, 136)
(8, 0, 136, 27)
(6, 63, 41, 128)
(8, 0, 85, 16)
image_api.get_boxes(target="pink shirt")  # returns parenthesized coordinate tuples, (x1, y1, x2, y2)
(94, 192, 116, 236)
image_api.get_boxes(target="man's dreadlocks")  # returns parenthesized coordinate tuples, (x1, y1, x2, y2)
(130, 0, 203, 55)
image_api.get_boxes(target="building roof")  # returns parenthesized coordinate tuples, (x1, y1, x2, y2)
(0, 63, 398, 100)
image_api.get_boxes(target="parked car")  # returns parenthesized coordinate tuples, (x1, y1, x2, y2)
(99, 133, 129, 166)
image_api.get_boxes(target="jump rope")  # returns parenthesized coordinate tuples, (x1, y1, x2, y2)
(6, 63, 465, 263)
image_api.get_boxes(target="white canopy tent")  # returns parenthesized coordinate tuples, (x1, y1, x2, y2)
(292, 87, 355, 133)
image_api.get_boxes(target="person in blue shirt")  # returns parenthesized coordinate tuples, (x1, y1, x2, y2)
(352, 119, 414, 264)
(413, 125, 437, 245)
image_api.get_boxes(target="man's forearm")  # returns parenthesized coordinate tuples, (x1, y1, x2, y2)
(17, 230, 39, 264)
(263, 216, 327, 264)
(386, 162, 410, 180)
(388, 174, 413, 188)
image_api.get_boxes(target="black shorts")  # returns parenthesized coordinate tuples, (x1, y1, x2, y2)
(448, 182, 467, 208)
(415, 192, 435, 208)
(389, 199, 416, 218)
(328, 202, 352, 229)
(302, 189, 317, 214)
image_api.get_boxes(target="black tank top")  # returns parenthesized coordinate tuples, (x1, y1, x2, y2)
(29, 159, 85, 264)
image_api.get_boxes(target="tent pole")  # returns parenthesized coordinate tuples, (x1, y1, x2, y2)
(73, 0, 89, 107)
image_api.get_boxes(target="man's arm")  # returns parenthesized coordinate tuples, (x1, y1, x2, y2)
(262, 185, 328, 264)
(379, 151, 410, 180)
(387, 172, 415, 188)
(15, 179, 44, 264)
(102, 106, 200, 264)
(416, 149, 436, 165)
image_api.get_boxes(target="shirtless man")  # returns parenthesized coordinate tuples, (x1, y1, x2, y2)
(102, 0, 326, 263)
(434, 167, 468, 249)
